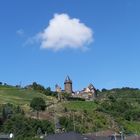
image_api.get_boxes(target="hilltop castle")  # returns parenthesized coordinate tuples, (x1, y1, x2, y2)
(64, 76, 73, 94)
(55, 76, 96, 100)
(55, 76, 73, 94)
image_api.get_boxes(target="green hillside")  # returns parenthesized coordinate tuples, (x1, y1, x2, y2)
(57, 88, 140, 134)
(0, 85, 53, 105)
(63, 101, 97, 111)
(0, 85, 140, 135)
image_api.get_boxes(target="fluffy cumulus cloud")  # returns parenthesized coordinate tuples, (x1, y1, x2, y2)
(37, 13, 93, 51)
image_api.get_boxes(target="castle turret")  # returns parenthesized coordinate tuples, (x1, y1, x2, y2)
(55, 84, 62, 93)
(64, 76, 73, 94)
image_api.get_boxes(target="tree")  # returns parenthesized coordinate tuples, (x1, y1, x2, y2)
(2, 103, 13, 120)
(3, 114, 33, 138)
(31, 82, 45, 93)
(102, 88, 107, 92)
(30, 97, 46, 119)
(3, 114, 54, 138)
(61, 92, 71, 100)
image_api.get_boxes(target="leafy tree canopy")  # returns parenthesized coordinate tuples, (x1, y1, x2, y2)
(30, 97, 46, 112)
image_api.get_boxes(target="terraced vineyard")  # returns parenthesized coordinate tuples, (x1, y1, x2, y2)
(0, 85, 53, 105)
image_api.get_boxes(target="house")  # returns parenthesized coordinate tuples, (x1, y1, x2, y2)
(85, 130, 123, 140)
(0, 133, 14, 140)
(75, 84, 96, 100)
(45, 132, 92, 140)
(0, 134, 10, 140)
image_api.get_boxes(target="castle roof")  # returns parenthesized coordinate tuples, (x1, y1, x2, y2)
(88, 83, 95, 90)
(64, 76, 72, 83)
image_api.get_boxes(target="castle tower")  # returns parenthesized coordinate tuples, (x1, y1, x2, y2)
(55, 84, 62, 93)
(64, 76, 73, 94)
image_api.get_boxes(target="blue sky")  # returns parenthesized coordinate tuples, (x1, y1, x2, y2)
(0, 0, 140, 90)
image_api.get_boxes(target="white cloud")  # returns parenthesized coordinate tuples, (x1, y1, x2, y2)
(37, 13, 93, 51)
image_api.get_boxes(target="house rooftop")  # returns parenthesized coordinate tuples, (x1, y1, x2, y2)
(0, 134, 10, 140)
(45, 132, 92, 140)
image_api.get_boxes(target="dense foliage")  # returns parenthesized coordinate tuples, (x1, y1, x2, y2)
(96, 88, 140, 133)
(30, 97, 46, 119)
(59, 110, 110, 133)
(59, 88, 140, 134)
(30, 97, 46, 111)
(3, 114, 54, 138)
(97, 88, 140, 121)
(26, 82, 57, 97)
(0, 103, 54, 139)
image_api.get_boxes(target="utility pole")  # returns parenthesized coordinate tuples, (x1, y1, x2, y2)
(120, 127, 124, 140)
(18, 81, 22, 88)
(81, 113, 84, 132)
(135, 131, 138, 140)
(114, 132, 116, 140)
(120, 131, 123, 140)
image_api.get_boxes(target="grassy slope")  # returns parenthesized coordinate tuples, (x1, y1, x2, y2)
(0, 86, 53, 105)
(60, 89, 140, 134)
(63, 101, 97, 111)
